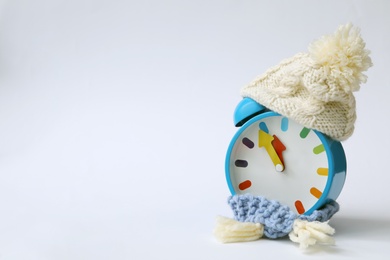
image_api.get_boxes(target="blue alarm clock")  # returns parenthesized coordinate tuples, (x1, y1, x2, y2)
(225, 98, 347, 215)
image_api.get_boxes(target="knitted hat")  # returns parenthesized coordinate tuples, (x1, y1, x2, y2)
(241, 24, 372, 141)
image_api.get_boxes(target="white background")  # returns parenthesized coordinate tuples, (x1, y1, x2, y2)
(0, 0, 389, 259)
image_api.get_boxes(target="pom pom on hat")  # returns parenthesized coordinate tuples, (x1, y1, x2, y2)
(241, 23, 373, 141)
(309, 24, 372, 93)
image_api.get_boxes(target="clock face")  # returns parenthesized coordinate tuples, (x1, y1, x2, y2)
(226, 112, 335, 215)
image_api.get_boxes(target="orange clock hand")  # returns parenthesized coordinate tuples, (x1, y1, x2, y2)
(258, 130, 284, 172)
(272, 135, 286, 166)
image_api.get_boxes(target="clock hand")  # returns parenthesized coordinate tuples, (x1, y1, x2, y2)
(258, 130, 284, 172)
(272, 135, 286, 166)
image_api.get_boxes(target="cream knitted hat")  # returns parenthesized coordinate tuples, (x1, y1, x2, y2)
(241, 24, 372, 141)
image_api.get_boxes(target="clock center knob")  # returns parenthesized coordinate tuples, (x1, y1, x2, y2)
(275, 164, 284, 172)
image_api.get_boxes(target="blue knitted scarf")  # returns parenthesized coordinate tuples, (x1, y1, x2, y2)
(228, 194, 339, 239)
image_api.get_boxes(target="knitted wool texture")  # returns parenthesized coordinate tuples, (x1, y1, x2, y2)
(241, 24, 372, 141)
(228, 194, 339, 239)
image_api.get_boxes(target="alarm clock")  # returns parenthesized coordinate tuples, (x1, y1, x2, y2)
(225, 98, 347, 215)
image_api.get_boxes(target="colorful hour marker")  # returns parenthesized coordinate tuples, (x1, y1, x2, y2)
(300, 127, 310, 139)
(235, 160, 248, 167)
(317, 168, 328, 176)
(295, 200, 305, 214)
(281, 117, 289, 132)
(310, 187, 323, 199)
(242, 137, 254, 149)
(313, 144, 325, 154)
(238, 180, 252, 190)
(259, 122, 269, 133)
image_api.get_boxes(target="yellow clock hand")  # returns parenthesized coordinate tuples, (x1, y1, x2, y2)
(258, 130, 284, 172)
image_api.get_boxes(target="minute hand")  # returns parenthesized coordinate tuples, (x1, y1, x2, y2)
(258, 130, 284, 172)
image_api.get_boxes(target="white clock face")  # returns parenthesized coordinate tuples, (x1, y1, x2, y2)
(226, 113, 331, 215)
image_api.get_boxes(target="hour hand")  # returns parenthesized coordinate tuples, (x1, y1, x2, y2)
(258, 130, 284, 172)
